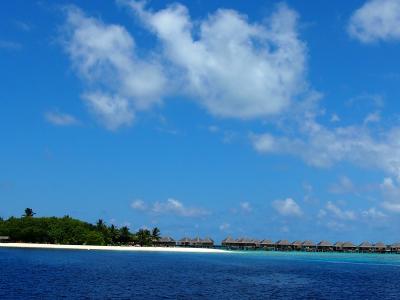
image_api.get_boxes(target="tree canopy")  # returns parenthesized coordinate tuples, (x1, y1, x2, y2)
(0, 210, 161, 246)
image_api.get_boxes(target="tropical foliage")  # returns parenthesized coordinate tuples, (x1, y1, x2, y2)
(0, 208, 161, 246)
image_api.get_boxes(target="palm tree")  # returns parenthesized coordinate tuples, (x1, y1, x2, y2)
(23, 208, 35, 217)
(152, 227, 160, 241)
(137, 229, 152, 246)
(119, 226, 131, 244)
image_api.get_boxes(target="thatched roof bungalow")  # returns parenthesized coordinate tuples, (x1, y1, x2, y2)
(179, 237, 191, 247)
(317, 241, 333, 252)
(222, 236, 237, 248)
(260, 239, 275, 250)
(302, 240, 316, 251)
(334, 242, 344, 251)
(191, 237, 203, 247)
(390, 243, 400, 253)
(373, 242, 387, 253)
(154, 237, 176, 247)
(292, 240, 302, 251)
(358, 241, 373, 252)
(202, 237, 214, 248)
(342, 242, 356, 252)
(276, 240, 291, 251)
(236, 238, 257, 249)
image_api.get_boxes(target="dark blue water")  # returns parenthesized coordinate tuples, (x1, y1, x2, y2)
(1, 249, 400, 299)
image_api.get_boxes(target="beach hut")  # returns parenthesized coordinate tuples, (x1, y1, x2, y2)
(191, 237, 203, 247)
(222, 236, 237, 249)
(179, 237, 192, 247)
(260, 239, 275, 251)
(154, 237, 176, 247)
(358, 241, 373, 253)
(236, 238, 257, 250)
(276, 240, 291, 251)
(342, 242, 356, 252)
(0, 236, 9, 243)
(202, 237, 214, 248)
(302, 240, 316, 252)
(317, 241, 333, 252)
(252, 239, 261, 249)
(334, 242, 344, 252)
(390, 243, 400, 253)
(373, 242, 387, 253)
(292, 241, 302, 251)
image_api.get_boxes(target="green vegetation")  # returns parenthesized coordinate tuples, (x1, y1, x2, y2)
(0, 208, 161, 246)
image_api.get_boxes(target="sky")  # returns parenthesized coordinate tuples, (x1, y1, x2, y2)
(2, 0, 400, 243)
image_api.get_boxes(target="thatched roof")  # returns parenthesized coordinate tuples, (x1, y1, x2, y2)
(222, 236, 236, 244)
(158, 236, 175, 243)
(276, 240, 290, 246)
(334, 242, 344, 247)
(260, 239, 274, 245)
(202, 237, 214, 244)
(252, 239, 261, 245)
(358, 241, 372, 248)
(373, 242, 386, 249)
(192, 237, 203, 243)
(292, 240, 302, 246)
(302, 240, 316, 247)
(342, 242, 356, 248)
(179, 237, 191, 243)
(318, 240, 333, 247)
(390, 242, 400, 249)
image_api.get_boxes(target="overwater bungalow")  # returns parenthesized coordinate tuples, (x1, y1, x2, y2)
(260, 239, 275, 250)
(236, 238, 257, 249)
(334, 242, 344, 252)
(276, 240, 291, 251)
(292, 240, 302, 251)
(302, 240, 316, 252)
(221, 236, 237, 249)
(191, 237, 203, 247)
(373, 242, 387, 253)
(358, 241, 373, 253)
(178, 237, 191, 247)
(252, 239, 261, 249)
(154, 237, 176, 247)
(342, 242, 357, 252)
(202, 237, 214, 248)
(390, 243, 400, 253)
(317, 241, 333, 252)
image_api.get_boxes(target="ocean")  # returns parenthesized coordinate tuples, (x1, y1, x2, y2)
(1, 248, 400, 299)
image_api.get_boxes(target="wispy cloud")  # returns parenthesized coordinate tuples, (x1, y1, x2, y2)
(45, 111, 79, 126)
(272, 198, 303, 217)
(348, 0, 400, 43)
(0, 40, 22, 50)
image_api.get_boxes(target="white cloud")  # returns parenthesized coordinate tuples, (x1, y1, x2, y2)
(219, 223, 230, 231)
(63, 6, 166, 130)
(125, 1, 308, 119)
(152, 198, 209, 217)
(325, 201, 356, 221)
(240, 201, 252, 213)
(348, 0, 400, 43)
(363, 111, 380, 125)
(0, 40, 22, 50)
(329, 176, 355, 195)
(131, 199, 147, 211)
(45, 111, 79, 126)
(251, 116, 400, 178)
(362, 207, 386, 219)
(330, 113, 340, 123)
(380, 177, 400, 213)
(272, 198, 302, 217)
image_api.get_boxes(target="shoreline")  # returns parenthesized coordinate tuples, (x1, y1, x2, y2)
(0, 243, 230, 253)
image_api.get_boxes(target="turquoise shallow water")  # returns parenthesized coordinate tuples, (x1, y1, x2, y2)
(1, 248, 400, 299)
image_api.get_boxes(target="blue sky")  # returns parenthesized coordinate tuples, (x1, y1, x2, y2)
(2, 0, 400, 243)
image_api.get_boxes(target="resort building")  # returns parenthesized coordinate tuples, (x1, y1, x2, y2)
(291, 241, 302, 251)
(358, 241, 373, 253)
(202, 237, 215, 248)
(221, 236, 237, 249)
(178, 237, 191, 247)
(260, 239, 275, 250)
(275, 240, 291, 251)
(317, 241, 333, 252)
(390, 243, 400, 253)
(333, 242, 344, 252)
(154, 237, 176, 247)
(342, 242, 357, 252)
(302, 240, 316, 252)
(373, 242, 387, 253)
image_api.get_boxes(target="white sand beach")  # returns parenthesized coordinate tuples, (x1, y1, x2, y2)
(0, 243, 229, 253)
